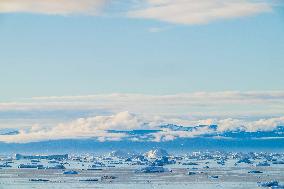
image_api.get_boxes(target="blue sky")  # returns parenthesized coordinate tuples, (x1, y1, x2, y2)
(0, 1, 283, 101)
(0, 0, 284, 142)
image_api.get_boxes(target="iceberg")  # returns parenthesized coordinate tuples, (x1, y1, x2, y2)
(182, 162, 198, 166)
(15, 154, 68, 161)
(101, 175, 117, 180)
(152, 156, 175, 166)
(79, 178, 99, 182)
(237, 158, 253, 164)
(272, 161, 284, 165)
(144, 149, 169, 159)
(248, 170, 263, 174)
(29, 179, 49, 182)
(0, 163, 12, 168)
(209, 175, 219, 179)
(258, 181, 279, 187)
(188, 171, 197, 175)
(47, 164, 66, 169)
(256, 162, 270, 166)
(135, 166, 171, 173)
(18, 164, 44, 169)
(63, 170, 78, 175)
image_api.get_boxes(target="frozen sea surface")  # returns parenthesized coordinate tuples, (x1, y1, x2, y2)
(1, 166, 284, 189)
(1, 153, 284, 189)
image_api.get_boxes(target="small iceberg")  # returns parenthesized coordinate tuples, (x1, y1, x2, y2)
(258, 181, 279, 187)
(47, 164, 66, 169)
(152, 157, 175, 166)
(101, 175, 117, 180)
(188, 171, 197, 175)
(237, 158, 253, 164)
(135, 166, 171, 173)
(91, 162, 106, 168)
(87, 168, 103, 171)
(48, 160, 59, 164)
(29, 179, 49, 182)
(217, 160, 225, 165)
(182, 162, 198, 166)
(18, 164, 43, 169)
(248, 170, 263, 174)
(0, 163, 12, 168)
(209, 175, 219, 179)
(79, 178, 99, 182)
(31, 159, 40, 163)
(256, 162, 270, 167)
(272, 161, 284, 165)
(63, 170, 78, 175)
(15, 154, 68, 161)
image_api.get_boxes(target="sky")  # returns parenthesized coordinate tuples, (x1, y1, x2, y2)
(0, 0, 284, 143)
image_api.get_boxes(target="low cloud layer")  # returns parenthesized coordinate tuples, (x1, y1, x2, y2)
(0, 111, 283, 143)
(0, 91, 283, 143)
(0, 112, 140, 143)
(0, 0, 274, 25)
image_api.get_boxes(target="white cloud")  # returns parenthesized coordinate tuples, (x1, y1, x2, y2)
(0, 0, 107, 15)
(1, 91, 284, 118)
(0, 112, 141, 143)
(151, 116, 284, 142)
(0, 0, 275, 25)
(152, 126, 214, 142)
(65, 111, 150, 131)
(1, 91, 284, 143)
(0, 111, 284, 143)
(128, 0, 272, 25)
(29, 91, 284, 103)
(217, 116, 284, 132)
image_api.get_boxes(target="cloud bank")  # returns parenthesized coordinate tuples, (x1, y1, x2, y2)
(0, 111, 284, 143)
(0, 91, 284, 143)
(0, 0, 273, 24)
(0, 112, 139, 143)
